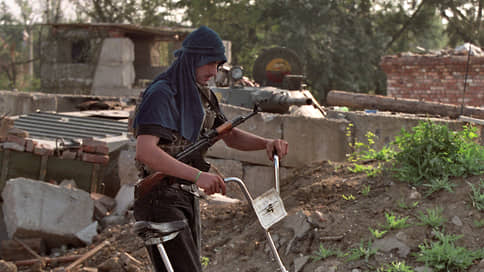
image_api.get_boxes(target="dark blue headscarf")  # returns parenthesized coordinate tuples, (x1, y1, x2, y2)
(133, 26, 227, 143)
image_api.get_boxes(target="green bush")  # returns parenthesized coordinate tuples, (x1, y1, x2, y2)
(392, 121, 484, 186)
(415, 232, 484, 271)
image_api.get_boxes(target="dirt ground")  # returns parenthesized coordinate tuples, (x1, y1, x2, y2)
(13, 161, 484, 272)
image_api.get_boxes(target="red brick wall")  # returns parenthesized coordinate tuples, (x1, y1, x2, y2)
(380, 55, 484, 107)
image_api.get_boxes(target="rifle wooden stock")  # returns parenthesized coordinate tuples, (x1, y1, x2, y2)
(134, 172, 168, 200)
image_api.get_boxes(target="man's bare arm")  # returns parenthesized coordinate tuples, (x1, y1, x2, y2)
(136, 135, 225, 194)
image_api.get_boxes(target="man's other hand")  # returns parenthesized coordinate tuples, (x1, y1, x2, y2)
(266, 139, 289, 161)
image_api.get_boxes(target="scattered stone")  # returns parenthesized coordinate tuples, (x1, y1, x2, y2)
(2, 178, 94, 248)
(415, 266, 434, 272)
(282, 210, 311, 239)
(451, 215, 463, 226)
(76, 221, 99, 245)
(395, 231, 409, 243)
(0, 260, 17, 272)
(293, 255, 309, 272)
(372, 236, 411, 258)
(100, 214, 128, 228)
(307, 210, 331, 228)
(59, 179, 78, 189)
(97, 256, 123, 272)
(409, 188, 421, 199)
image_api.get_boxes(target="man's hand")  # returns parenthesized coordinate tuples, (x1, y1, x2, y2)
(266, 139, 289, 161)
(196, 172, 226, 195)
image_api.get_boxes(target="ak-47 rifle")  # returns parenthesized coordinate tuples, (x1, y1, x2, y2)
(134, 106, 259, 200)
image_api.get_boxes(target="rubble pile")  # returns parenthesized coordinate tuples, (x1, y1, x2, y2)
(0, 161, 483, 272)
(0, 116, 111, 165)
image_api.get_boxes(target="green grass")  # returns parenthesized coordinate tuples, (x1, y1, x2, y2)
(468, 179, 484, 211)
(369, 227, 387, 239)
(361, 184, 371, 196)
(380, 212, 410, 230)
(377, 261, 415, 272)
(392, 122, 484, 187)
(416, 207, 446, 229)
(345, 239, 377, 262)
(311, 243, 341, 261)
(415, 232, 484, 271)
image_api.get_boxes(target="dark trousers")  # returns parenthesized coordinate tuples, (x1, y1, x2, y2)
(134, 181, 202, 272)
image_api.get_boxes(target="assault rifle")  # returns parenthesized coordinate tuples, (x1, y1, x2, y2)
(134, 106, 259, 200)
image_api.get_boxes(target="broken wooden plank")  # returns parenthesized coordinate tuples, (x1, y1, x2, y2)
(326, 90, 484, 119)
(0, 238, 46, 261)
(65, 240, 110, 272)
(14, 254, 83, 267)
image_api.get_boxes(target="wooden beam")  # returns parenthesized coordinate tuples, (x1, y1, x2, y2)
(326, 90, 484, 119)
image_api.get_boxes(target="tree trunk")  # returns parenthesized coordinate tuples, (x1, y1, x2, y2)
(326, 90, 484, 119)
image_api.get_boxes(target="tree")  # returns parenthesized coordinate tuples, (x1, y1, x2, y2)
(73, 0, 174, 26)
(433, 0, 484, 46)
(0, 0, 38, 90)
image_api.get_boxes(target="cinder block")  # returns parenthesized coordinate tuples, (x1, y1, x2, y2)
(97, 38, 135, 64)
(1, 178, 94, 248)
(92, 63, 135, 89)
(6, 135, 25, 147)
(243, 165, 292, 198)
(118, 149, 138, 186)
(1, 142, 24, 152)
(207, 104, 283, 166)
(282, 116, 350, 167)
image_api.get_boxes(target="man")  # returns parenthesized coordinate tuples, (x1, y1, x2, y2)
(132, 26, 288, 272)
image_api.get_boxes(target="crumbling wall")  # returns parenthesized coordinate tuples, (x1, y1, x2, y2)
(40, 27, 106, 94)
(380, 55, 484, 107)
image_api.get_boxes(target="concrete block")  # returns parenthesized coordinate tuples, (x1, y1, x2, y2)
(92, 63, 135, 89)
(118, 149, 138, 186)
(206, 158, 243, 179)
(243, 165, 292, 198)
(97, 38, 135, 64)
(1, 178, 94, 248)
(0, 91, 56, 116)
(207, 104, 283, 166)
(1, 142, 24, 152)
(6, 135, 25, 147)
(0, 117, 14, 138)
(113, 185, 135, 216)
(341, 111, 466, 151)
(282, 116, 350, 167)
(75, 221, 98, 245)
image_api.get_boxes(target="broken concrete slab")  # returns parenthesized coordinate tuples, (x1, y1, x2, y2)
(75, 221, 98, 245)
(113, 184, 135, 216)
(2, 178, 94, 248)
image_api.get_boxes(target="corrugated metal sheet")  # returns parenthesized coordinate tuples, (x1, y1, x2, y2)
(13, 112, 128, 144)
